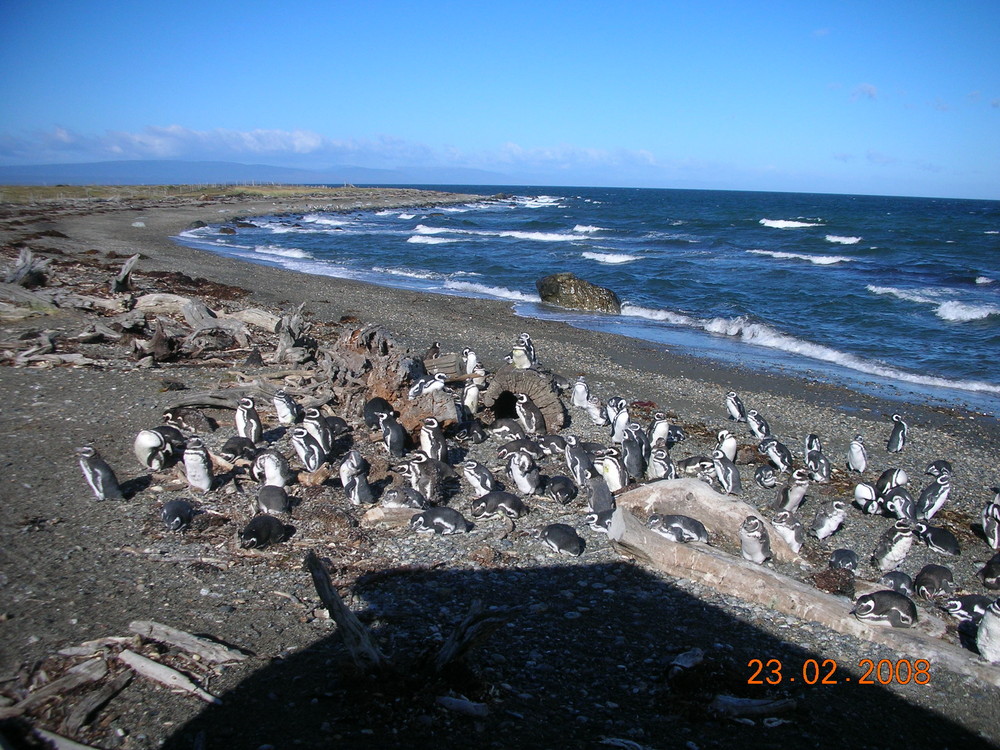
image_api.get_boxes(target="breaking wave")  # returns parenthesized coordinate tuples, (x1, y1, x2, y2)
(826, 234, 861, 244)
(582, 251, 639, 264)
(443, 280, 541, 302)
(749, 249, 853, 265)
(759, 218, 823, 229)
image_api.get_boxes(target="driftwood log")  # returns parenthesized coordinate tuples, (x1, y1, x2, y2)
(111, 253, 140, 293)
(608, 506, 1000, 688)
(128, 620, 248, 663)
(480, 364, 566, 430)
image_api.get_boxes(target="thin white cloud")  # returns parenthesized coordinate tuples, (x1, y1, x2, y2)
(852, 83, 878, 100)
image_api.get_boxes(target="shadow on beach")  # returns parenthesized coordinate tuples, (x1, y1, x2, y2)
(161, 559, 997, 750)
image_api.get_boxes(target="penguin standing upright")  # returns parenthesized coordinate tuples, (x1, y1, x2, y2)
(725, 391, 747, 422)
(235, 397, 264, 444)
(419, 417, 448, 463)
(886, 413, 908, 453)
(515, 393, 546, 435)
(272, 389, 302, 426)
(571, 376, 590, 409)
(76, 446, 124, 501)
(976, 599, 1000, 663)
(846, 434, 867, 473)
(183, 437, 213, 492)
(739, 516, 772, 563)
(712, 449, 742, 496)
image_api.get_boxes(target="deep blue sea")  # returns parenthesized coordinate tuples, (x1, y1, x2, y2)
(174, 186, 1000, 413)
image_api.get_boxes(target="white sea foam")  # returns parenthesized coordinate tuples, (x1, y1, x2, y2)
(398, 213, 416, 220)
(934, 301, 1000, 322)
(407, 235, 460, 245)
(444, 280, 541, 302)
(414, 224, 450, 235)
(759, 218, 823, 229)
(413, 224, 580, 242)
(372, 266, 442, 281)
(985, 231, 998, 235)
(825, 234, 861, 245)
(976, 276, 996, 285)
(866, 285, 937, 304)
(620, 304, 696, 327)
(516, 195, 563, 209)
(582, 251, 640, 264)
(749, 249, 853, 265)
(867, 285, 998, 323)
(253, 244, 312, 259)
(301, 213, 348, 227)
(573, 224, 607, 233)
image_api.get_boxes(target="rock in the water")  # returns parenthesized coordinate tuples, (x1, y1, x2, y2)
(536, 272, 622, 314)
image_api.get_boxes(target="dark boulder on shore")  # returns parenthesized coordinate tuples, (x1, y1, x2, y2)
(535, 272, 622, 314)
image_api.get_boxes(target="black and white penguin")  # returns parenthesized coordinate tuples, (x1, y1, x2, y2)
(596, 446, 629, 493)
(515, 393, 546, 435)
(754, 464, 778, 489)
(303, 407, 334, 458)
(878, 570, 915, 597)
(571, 376, 590, 409)
(338, 449, 370, 487)
(470, 491, 527, 519)
(846, 434, 868, 474)
(829, 549, 859, 571)
(605, 396, 627, 425)
(663, 424, 688, 449)
(517, 332, 537, 365)
(462, 347, 479, 375)
(240, 514, 291, 549)
(585, 395, 610, 426)
(257, 484, 291, 515)
(133, 427, 183, 471)
(583, 471, 616, 515)
(378, 412, 408, 458)
(883, 485, 918, 524)
(462, 460, 498, 498)
(363, 396, 394, 430)
(585, 509, 615, 534)
(925, 459, 953, 478)
(219, 436, 257, 462)
(885, 413, 908, 453)
(982, 497, 1000, 550)
(773, 469, 810, 513)
(978, 552, 1000, 590)
(462, 380, 480, 419)
(739, 516, 772, 564)
(535, 434, 568, 456)
(235, 397, 264, 444)
(939, 595, 992, 624)
(381, 487, 429, 510)
(497, 438, 544, 463)
(716, 430, 738, 463)
(852, 590, 918, 628)
(914, 521, 961, 555)
(853, 482, 882, 514)
(746, 410, 771, 440)
(419, 417, 448, 463)
(771, 510, 805, 553)
(647, 411, 671, 447)
(344, 471, 375, 506)
(758, 437, 792, 474)
(272, 389, 302, 426)
(875, 467, 908, 497)
(508, 451, 542, 496)
(544, 475, 577, 505)
(537, 523, 584, 556)
(409, 507, 472, 535)
(407, 372, 447, 400)
(488, 418, 527, 442)
(648, 514, 709, 543)
(805, 445, 832, 483)
(621, 431, 648, 481)
(565, 436, 597, 487)
(915, 473, 951, 520)
(725, 391, 747, 422)
(77, 446, 124, 501)
(509, 343, 532, 370)
(609, 404, 631, 444)
(290, 426, 325, 473)
(183, 437, 213, 493)
(914, 563, 954, 600)
(252, 449, 293, 487)
(712, 449, 742, 496)
(453, 419, 487, 445)
(646, 448, 675, 481)
(810, 499, 846, 540)
(872, 520, 914, 572)
(161, 499, 194, 532)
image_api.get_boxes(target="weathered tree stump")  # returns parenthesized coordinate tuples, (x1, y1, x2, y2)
(480, 364, 566, 431)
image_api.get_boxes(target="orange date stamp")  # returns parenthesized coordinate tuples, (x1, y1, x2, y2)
(748, 658, 930, 685)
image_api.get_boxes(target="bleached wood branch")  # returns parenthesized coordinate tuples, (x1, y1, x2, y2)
(117, 649, 221, 704)
(129, 620, 248, 664)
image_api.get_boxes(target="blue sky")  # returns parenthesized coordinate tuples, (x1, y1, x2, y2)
(1, 1, 997, 199)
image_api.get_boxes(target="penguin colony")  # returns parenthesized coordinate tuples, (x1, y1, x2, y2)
(78, 334, 1000, 662)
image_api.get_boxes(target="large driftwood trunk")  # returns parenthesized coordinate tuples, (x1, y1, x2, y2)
(609, 507, 1000, 688)
(480, 364, 566, 430)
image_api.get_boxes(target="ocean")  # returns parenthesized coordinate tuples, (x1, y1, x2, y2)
(174, 186, 1000, 413)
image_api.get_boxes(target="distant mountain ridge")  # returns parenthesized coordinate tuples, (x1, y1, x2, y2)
(0, 159, 508, 186)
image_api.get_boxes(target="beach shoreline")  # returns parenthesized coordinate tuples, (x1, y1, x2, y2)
(1, 187, 999, 748)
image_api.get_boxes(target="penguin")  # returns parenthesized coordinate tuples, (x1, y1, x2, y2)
(565, 436, 597, 487)
(338, 449, 370, 486)
(846, 435, 868, 474)
(381, 487, 429, 510)
(133, 427, 182, 471)
(914, 564, 954, 600)
(235, 397, 263, 444)
(518, 332, 537, 364)
(805, 446, 832, 483)
(770, 510, 805, 553)
(252, 449, 293, 487)
(77, 446, 124, 501)
(663, 424, 688, 449)
(219, 436, 257, 462)
(648, 514, 709, 543)
(487, 418, 527, 442)
(805, 433, 823, 455)
(605, 396, 626, 424)
(646, 448, 676, 481)
(257, 484, 291, 515)
(773, 468, 810, 513)
(462, 380, 480, 419)
(344, 472, 376, 506)
(712, 449, 742, 496)
(240, 514, 291, 549)
(875, 467, 908, 497)
(497, 438, 544, 462)
(829, 548, 859, 571)
(740, 516, 772, 563)
(982, 498, 1000, 550)
(621, 432, 648, 481)
(583, 470, 616, 515)
(183, 437, 213, 492)
(872, 520, 914, 572)
(852, 590, 918, 628)
(585, 395, 610, 426)
(535, 434, 568, 456)
(915, 473, 951, 521)
(462, 460, 498, 498)
(878, 570, 914, 597)
(725, 391, 747, 422)
(647, 411, 672, 447)
(676, 455, 714, 477)
(303, 407, 334, 457)
(939, 595, 993, 624)
(537, 523, 584, 556)
(470, 491, 527, 519)
(470, 364, 487, 388)
(853, 482, 882, 514)
(978, 552, 1000, 590)
(424, 341, 441, 360)
(272, 389, 302, 426)
(914, 521, 961, 555)
(290, 426, 325, 473)
(407, 372, 447, 400)
(595, 447, 628, 492)
(810, 499, 846, 540)
(716, 430, 738, 463)
(585, 509, 615, 534)
(378, 412, 408, 458)
(161, 499, 194, 532)
(363, 396, 394, 429)
(883, 486, 918, 524)
(754, 464, 778, 489)
(419, 417, 448, 463)
(571, 376, 590, 409)
(746, 410, 771, 440)
(624, 423, 651, 461)
(410, 507, 472, 535)
(453, 419, 487, 445)
(508, 451, 542, 496)
(758, 437, 792, 473)
(162, 408, 215, 435)
(509, 343, 532, 370)
(610, 404, 631, 444)
(462, 347, 479, 375)
(885, 413, 908, 453)
(514, 393, 546, 435)
(925, 459, 953, 477)
(544, 475, 577, 505)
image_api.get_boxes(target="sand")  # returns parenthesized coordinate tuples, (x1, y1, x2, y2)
(1, 187, 999, 749)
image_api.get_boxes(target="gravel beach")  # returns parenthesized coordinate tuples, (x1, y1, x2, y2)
(1, 187, 998, 749)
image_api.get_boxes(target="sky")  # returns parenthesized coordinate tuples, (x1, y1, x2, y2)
(1, 1, 998, 199)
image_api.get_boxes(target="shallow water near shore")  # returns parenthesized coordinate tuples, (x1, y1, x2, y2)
(174, 185, 1000, 414)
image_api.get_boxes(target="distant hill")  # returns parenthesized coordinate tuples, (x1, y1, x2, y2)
(0, 160, 508, 187)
